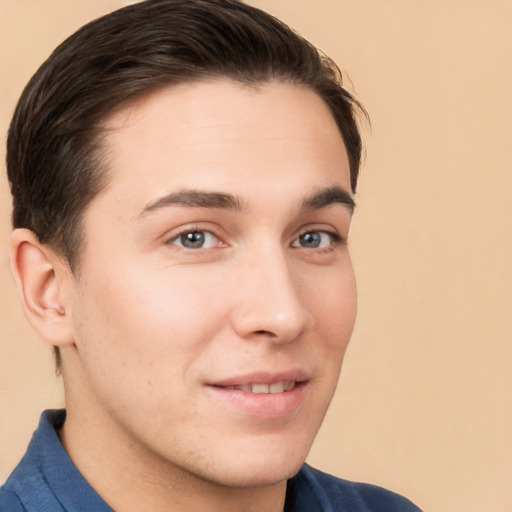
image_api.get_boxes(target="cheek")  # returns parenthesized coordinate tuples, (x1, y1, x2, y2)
(307, 260, 357, 345)
(69, 266, 233, 432)
(73, 264, 230, 371)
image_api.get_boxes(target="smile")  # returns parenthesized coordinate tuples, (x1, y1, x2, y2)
(207, 376, 308, 418)
(218, 381, 296, 393)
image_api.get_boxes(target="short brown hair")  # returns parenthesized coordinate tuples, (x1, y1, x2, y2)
(7, 0, 366, 273)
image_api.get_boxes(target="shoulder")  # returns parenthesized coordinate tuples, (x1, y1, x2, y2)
(0, 485, 25, 512)
(0, 410, 67, 512)
(1, 410, 113, 512)
(1, 457, 65, 512)
(293, 465, 422, 512)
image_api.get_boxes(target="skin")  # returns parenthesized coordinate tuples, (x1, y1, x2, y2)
(11, 80, 357, 512)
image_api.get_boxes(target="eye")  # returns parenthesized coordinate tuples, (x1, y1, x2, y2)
(292, 231, 338, 249)
(169, 230, 221, 249)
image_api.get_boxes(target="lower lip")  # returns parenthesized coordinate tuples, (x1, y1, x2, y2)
(206, 382, 307, 419)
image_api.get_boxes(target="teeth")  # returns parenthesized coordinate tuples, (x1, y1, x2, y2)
(227, 381, 296, 393)
(269, 382, 285, 393)
(252, 383, 270, 393)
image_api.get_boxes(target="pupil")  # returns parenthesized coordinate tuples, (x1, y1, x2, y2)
(300, 232, 321, 248)
(181, 231, 205, 248)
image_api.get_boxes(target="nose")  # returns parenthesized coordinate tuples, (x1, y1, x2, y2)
(229, 247, 313, 344)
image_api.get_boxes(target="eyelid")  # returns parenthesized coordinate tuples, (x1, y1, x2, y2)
(164, 223, 226, 249)
(293, 225, 345, 244)
(172, 231, 220, 249)
(162, 222, 346, 251)
(291, 230, 342, 248)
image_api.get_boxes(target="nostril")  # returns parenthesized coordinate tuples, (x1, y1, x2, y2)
(253, 330, 280, 337)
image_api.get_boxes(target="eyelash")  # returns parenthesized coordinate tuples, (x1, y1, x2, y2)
(166, 226, 344, 251)
(166, 225, 225, 250)
(293, 229, 344, 249)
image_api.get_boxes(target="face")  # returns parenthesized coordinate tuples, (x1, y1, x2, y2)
(64, 80, 357, 488)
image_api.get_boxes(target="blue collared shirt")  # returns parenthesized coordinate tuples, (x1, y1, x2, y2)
(0, 410, 421, 511)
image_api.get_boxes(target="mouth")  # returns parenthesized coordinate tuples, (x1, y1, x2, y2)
(214, 381, 297, 394)
(206, 372, 309, 418)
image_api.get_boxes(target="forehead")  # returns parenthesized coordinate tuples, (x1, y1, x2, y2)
(94, 79, 351, 215)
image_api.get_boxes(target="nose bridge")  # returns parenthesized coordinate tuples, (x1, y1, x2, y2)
(230, 240, 311, 342)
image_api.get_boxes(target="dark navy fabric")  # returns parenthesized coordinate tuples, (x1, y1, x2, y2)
(287, 465, 421, 511)
(0, 410, 421, 511)
(0, 410, 112, 512)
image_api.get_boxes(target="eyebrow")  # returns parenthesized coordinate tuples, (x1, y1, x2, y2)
(302, 186, 355, 212)
(136, 185, 354, 220)
(136, 189, 246, 218)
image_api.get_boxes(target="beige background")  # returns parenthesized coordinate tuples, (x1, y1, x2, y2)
(1, 1, 511, 510)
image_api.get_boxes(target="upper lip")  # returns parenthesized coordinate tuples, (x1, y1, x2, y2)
(207, 368, 311, 387)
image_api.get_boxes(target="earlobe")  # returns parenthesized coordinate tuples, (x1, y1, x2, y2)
(9, 228, 74, 347)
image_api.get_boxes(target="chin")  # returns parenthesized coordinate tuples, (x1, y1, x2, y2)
(205, 461, 304, 489)
(191, 439, 310, 489)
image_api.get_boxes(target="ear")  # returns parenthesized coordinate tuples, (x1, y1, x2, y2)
(9, 228, 74, 347)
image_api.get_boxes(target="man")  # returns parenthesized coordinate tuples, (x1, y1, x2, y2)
(0, 1, 421, 510)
